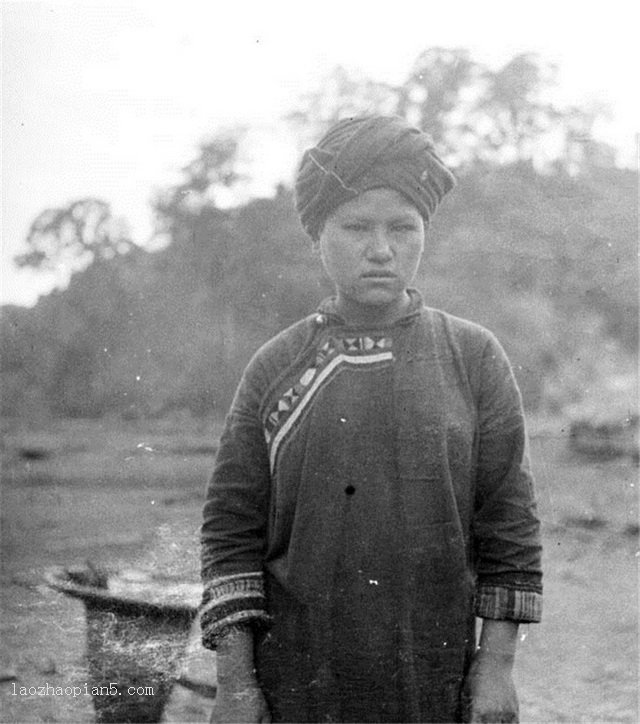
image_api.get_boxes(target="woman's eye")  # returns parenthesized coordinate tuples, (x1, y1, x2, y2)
(339, 221, 418, 233)
(391, 224, 417, 233)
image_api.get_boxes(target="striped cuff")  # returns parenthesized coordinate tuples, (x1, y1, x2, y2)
(475, 585, 543, 623)
(200, 572, 271, 649)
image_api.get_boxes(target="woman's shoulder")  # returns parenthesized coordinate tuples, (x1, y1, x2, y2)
(418, 306, 516, 395)
(420, 305, 498, 351)
(258, 313, 320, 358)
(242, 313, 321, 385)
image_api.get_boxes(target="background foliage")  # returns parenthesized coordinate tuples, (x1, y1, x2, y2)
(2, 49, 636, 420)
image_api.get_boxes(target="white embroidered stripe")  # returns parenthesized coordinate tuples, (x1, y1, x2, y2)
(200, 589, 265, 617)
(203, 571, 263, 593)
(269, 351, 393, 472)
(202, 609, 270, 636)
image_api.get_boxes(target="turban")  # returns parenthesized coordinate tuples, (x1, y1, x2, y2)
(295, 115, 456, 240)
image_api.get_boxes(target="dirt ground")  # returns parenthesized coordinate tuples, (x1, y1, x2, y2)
(0, 417, 637, 723)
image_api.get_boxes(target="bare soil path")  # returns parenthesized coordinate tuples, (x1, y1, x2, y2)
(1, 419, 637, 722)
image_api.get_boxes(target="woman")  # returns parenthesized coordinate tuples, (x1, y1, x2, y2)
(200, 115, 542, 723)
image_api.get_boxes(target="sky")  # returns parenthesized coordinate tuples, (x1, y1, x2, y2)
(2, 0, 638, 307)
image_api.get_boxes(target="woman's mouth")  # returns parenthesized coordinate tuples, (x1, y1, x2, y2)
(361, 270, 396, 279)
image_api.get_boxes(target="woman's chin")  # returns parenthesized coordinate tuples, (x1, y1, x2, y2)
(359, 284, 408, 307)
(336, 288, 411, 324)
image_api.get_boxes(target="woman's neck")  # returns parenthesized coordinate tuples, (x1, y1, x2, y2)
(334, 290, 413, 328)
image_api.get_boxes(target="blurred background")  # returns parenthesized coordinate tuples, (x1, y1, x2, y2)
(1, 2, 638, 722)
(1, 2, 637, 424)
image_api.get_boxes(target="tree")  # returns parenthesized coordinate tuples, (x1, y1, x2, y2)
(286, 48, 615, 173)
(286, 65, 399, 149)
(153, 131, 246, 231)
(453, 53, 614, 172)
(395, 47, 483, 161)
(557, 102, 617, 174)
(14, 198, 135, 272)
(471, 53, 559, 164)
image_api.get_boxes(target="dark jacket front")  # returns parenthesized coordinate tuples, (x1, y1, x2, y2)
(201, 292, 542, 722)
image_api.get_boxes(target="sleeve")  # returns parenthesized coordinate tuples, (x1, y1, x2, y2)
(199, 353, 273, 649)
(472, 333, 543, 623)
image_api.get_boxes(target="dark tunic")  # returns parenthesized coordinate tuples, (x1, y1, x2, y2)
(201, 292, 542, 723)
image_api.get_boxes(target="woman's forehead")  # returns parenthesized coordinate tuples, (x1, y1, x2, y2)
(331, 188, 420, 218)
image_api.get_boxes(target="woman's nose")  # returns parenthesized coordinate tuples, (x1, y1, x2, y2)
(366, 230, 393, 260)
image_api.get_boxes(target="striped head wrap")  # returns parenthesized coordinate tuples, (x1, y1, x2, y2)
(294, 115, 456, 240)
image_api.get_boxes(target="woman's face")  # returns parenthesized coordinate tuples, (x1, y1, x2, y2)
(317, 188, 425, 325)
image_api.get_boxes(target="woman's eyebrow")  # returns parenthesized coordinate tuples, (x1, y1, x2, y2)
(339, 212, 418, 222)
(389, 214, 419, 222)
(338, 214, 372, 223)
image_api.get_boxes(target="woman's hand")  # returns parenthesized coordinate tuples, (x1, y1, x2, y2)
(210, 678, 271, 723)
(463, 619, 519, 723)
(463, 652, 518, 723)
(210, 626, 271, 723)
